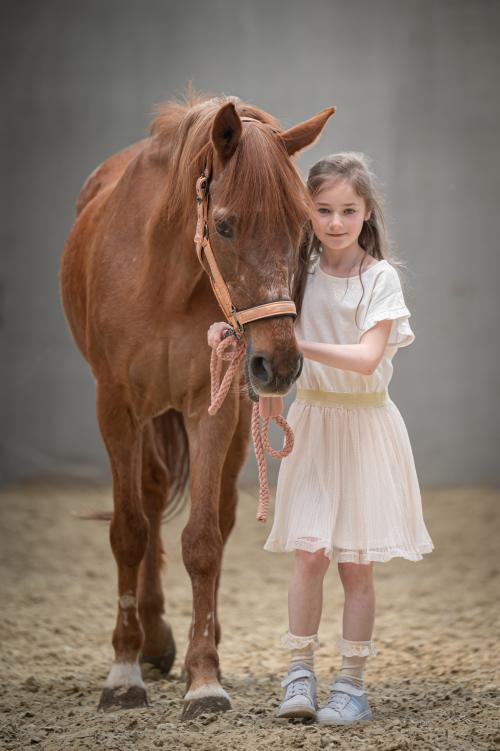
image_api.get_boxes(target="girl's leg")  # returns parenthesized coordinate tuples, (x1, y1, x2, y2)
(336, 562, 376, 687)
(282, 549, 330, 670)
(277, 549, 330, 719)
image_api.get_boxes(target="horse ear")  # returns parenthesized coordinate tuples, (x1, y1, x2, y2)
(281, 107, 336, 156)
(212, 103, 243, 163)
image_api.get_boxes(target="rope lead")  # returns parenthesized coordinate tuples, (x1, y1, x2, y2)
(208, 336, 294, 522)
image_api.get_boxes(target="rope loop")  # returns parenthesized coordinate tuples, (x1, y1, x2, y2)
(208, 334, 294, 521)
(208, 336, 246, 416)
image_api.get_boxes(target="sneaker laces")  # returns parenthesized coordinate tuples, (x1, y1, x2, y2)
(324, 690, 351, 711)
(286, 675, 313, 699)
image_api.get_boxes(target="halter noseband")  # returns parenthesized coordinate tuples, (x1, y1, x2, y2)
(193, 118, 297, 337)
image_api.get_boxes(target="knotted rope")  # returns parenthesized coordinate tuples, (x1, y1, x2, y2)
(209, 335, 294, 522)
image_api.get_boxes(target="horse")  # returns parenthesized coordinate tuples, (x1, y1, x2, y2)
(60, 92, 334, 719)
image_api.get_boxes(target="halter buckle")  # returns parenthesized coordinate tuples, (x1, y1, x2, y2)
(230, 306, 245, 337)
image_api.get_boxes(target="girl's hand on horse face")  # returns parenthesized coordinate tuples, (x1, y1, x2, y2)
(207, 321, 233, 349)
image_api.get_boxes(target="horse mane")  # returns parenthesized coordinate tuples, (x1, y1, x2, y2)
(149, 91, 314, 242)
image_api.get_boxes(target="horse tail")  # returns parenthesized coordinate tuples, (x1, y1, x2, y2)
(154, 408, 190, 523)
(76, 510, 113, 521)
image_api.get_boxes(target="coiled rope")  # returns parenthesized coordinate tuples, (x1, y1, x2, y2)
(208, 335, 294, 522)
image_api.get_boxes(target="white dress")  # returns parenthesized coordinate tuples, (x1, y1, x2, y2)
(264, 258, 434, 564)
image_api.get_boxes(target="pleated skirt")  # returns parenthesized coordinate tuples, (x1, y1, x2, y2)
(264, 390, 434, 564)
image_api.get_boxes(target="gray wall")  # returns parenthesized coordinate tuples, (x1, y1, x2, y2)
(2, 0, 499, 487)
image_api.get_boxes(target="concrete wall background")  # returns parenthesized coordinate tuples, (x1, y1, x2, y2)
(1, 0, 499, 487)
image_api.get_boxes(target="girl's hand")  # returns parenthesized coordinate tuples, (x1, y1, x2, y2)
(207, 321, 233, 349)
(259, 395, 285, 418)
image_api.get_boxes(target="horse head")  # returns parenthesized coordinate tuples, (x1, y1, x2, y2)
(204, 101, 335, 399)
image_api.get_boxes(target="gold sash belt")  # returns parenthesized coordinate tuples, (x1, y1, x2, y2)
(296, 388, 388, 408)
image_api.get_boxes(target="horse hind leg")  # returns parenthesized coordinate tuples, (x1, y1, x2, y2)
(96, 383, 149, 710)
(138, 418, 177, 678)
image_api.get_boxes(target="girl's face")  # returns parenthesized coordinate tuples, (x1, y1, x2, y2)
(311, 179, 371, 254)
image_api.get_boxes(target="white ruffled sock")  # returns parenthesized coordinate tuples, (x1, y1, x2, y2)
(281, 631, 320, 674)
(335, 637, 377, 689)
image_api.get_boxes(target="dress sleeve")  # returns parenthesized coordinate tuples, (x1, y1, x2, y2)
(360, 265, 415, 348)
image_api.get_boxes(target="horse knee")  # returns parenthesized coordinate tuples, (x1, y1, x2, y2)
(110, 512, 149, 567)
(181, 525, 223, 578)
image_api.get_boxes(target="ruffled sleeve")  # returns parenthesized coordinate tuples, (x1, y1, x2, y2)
(360, 265, 415, 348)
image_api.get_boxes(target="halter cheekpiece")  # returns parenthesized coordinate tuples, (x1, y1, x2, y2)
(193, 117, 297, 336)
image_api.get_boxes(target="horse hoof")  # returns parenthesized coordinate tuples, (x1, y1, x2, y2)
(181, 695, 231, 721)
(140, 646, 176, 679)
(98, 685, 148, 711)
(141, 622, 176, 679)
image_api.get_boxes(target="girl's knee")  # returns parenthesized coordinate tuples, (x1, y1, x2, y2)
(338, 561, 374, 591)
(294, 548, 330, 577)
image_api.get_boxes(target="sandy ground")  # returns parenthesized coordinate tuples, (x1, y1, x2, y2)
(0, 481, 498, 751)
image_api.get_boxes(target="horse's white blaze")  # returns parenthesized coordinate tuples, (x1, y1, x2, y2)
(184, 683, 230, 702)
(104, 661, 144, 690)
(259, 282, 289, 303)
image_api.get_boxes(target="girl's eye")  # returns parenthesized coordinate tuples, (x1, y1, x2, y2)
(318, 208, 330, 215)
(215, 221, 234, 239)
(344, 208, 356, 215)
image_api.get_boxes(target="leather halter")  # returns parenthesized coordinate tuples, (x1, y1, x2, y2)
(194, 118, 297, 337)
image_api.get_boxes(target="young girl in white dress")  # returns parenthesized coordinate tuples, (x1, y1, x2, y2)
(207, 153, 433, 725)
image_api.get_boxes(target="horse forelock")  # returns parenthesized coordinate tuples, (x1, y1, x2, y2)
(216, 124, 313, 244)
(149, 94, 312, 247)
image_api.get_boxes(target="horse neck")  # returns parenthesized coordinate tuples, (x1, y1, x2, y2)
(131, 138, 213, 316)
(141, 209, 208, 311)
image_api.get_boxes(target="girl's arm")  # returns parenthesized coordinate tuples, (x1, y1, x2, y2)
(297, 319, 393, 376)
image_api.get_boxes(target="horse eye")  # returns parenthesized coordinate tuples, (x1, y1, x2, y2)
(215, 221, 234, 239)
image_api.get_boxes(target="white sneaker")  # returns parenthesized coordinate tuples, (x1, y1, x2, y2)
(276, 667, 317, 719)
(317, 678, 372, 725)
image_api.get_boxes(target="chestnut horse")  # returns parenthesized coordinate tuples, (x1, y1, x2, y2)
(60, 93, 334, 719)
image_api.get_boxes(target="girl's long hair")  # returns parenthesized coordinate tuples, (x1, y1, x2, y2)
(292, 152, 405, 324)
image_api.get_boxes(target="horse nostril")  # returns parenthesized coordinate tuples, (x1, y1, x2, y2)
(250, 355, 273, 384)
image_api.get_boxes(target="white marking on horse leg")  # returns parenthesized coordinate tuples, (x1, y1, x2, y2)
(119, 593, 137, 628)
(119, 593, 137, 609)
(203, 611, 214, 637)
(104, 661, 145, 690)
(184, 683, 230, 702)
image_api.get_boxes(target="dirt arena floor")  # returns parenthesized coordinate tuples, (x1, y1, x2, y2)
(0, 482, 498, 750)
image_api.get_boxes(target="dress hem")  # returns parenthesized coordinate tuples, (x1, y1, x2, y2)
(263, 538, 434, 564)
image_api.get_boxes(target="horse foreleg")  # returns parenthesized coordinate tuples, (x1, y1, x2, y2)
(214, 398, 252, 649)
(180, 402, 239, 721)
(138, 420, 176, 677)
(96, 383, 149, 710)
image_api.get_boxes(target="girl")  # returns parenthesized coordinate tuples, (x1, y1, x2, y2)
(207, 153, 433, 725)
